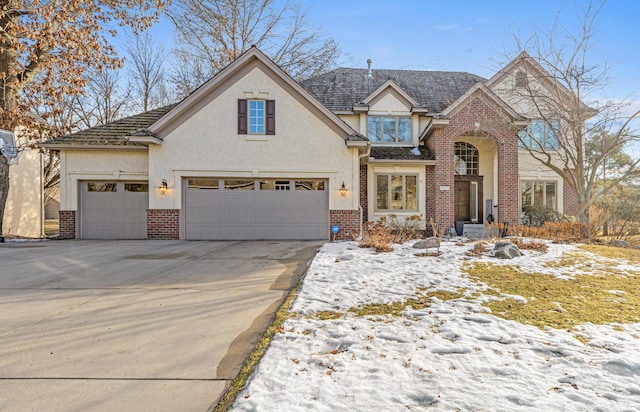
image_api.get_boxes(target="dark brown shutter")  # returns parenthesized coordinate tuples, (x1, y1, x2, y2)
(266, 99, 276, 135)
(238, 99, 248, 134)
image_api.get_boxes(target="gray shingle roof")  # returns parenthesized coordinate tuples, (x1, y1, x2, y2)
(300, 68, 485, 112)
(45, 104, 177, 146)
(370, 146, 434, 161)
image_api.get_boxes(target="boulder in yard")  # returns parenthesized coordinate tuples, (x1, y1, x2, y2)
(611, 239, 632, 249)
(494, 242, 522, 259)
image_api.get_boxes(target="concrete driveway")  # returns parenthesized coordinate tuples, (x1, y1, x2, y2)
(0, 240, 322, 412)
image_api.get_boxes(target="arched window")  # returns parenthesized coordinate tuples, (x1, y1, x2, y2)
(454, 142, 478, 175)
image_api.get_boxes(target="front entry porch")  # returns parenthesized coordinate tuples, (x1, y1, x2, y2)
(454, 175, 484, 223)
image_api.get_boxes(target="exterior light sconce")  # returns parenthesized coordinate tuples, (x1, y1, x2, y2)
(340, 182, 347, 197)
(160, 179, 168, 195)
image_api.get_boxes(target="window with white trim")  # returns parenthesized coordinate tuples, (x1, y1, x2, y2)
(519, 119, 559, 150)
(249, 100, 265, 134)
(520, 181, 557, 212)
(367, 116, 411, 143)
(375, 174, 417, 211)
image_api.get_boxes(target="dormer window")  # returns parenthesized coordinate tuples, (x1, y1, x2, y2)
(367, 116, 411, 143)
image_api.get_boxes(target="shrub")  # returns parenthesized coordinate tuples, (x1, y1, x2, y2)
(358, 214, 424, 252)
(522, 204, 563, 227)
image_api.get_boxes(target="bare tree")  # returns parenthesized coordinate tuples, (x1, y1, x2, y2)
(124, 31, 172, 111)
(75, 68, 133, 128)
(500, 1, 640, 237)
(0, 0, 166, 238)
(166, 0, 340, 96)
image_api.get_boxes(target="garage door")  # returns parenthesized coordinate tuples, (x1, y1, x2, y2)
(80, 181, 148, 239)
(184, 178, 329, 240)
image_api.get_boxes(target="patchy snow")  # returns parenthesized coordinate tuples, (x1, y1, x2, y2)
(233, 240, 640, 411)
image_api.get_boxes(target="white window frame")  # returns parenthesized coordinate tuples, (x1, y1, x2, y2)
(519, 119, 559, 150)
(249, 100, 265, 134)
(520, 180, 558, 213)
(367, 115, 412, 144)
(374, 173, 418, 212)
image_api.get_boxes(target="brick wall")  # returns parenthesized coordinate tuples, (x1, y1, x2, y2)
(425, 166, 435, 220)
(329, 209, 360, 240)
(59, 210, 76, 239)
(359, 165, 368, 222)
(147, 209, 180, 240)
(563, 178, 580, 218)
(428, 95, 519, 230)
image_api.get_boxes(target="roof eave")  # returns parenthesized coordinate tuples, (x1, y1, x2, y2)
(129, 135, 164, 145)
(420, 118, 450, 140)
(39, 143, 148, 150)
(367, 158, 436, 165)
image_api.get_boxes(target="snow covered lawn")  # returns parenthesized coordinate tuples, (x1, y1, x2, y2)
(233, 240, 640, 411)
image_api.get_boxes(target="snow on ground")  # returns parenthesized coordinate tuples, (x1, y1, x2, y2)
(233, 240, 640, 411)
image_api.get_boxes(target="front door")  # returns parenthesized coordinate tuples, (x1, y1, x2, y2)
(454, 176, 484, 223)
(455, 180, 470, 222)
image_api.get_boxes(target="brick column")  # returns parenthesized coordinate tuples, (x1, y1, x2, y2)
(329, 209, 360, 240)
(563, 178, 580, 218)
(59, 210, 76, 239)
(425, 166, 436, 219)
(147, 209, 180, 240)
(359, 165, 368, 222)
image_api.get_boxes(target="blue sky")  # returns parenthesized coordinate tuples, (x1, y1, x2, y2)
(301, 0, 639, 101)
(140, 0, 638, 102)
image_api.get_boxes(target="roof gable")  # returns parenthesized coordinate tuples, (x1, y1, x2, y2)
(442, 82, 522, 120)
(362, 79, 417, 107)
(150, 47, 359, 140)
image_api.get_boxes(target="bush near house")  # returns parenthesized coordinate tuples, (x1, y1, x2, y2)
(358, 215, 423, 252)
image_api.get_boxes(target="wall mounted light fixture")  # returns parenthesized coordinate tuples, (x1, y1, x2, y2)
(340, 182, 347, 197)
(160, 179, 168, 195)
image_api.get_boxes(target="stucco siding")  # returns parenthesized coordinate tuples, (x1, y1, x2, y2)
(149, 66, 360, 211)
(59, 149, 149, 210)
(3, 146, 43, 238)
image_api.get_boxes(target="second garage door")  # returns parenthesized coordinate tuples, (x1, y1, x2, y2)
(184, 178, 328, 240)
(80, 181, 148, 239)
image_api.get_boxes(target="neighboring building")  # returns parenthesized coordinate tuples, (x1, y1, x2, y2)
(3, 136, 45, 239)
(44, 47, 578, 241)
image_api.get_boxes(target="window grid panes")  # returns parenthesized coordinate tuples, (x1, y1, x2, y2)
(520, 181, 557, 212)
(376, 174, 418, 211)
(454, 142, 479, 175)
(518, 119, 559, 149)
(249, 100, 265, 134)
(367, 116, 411, 143)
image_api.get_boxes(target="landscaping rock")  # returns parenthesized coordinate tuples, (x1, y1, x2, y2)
(494, 242, 522, 259)
(413, 237, 439, 249)
(611, 239, 632, 249)
(413, 237, 440, 255)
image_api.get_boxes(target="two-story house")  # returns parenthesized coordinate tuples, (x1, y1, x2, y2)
(44, 47, 578, 240)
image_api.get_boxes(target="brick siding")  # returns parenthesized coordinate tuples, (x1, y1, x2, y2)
(329, 209, 360, 240)
(147, 209, 180, 240)
(563, 178, 580, 218)
(428, 95, 519, 230)
(59, 210, 76, 239)
(359, 165, 368, 222)
(425, 165, 436, 220)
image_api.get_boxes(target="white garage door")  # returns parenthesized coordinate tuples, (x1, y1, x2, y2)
(184, 178, 329, 240)
(80, 181, 148, 239)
